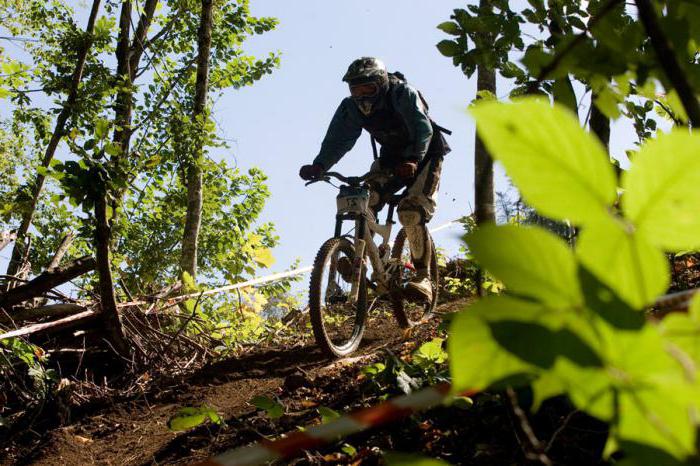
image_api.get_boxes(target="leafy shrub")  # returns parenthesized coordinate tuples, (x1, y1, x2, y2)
(449, 99, 700, 464)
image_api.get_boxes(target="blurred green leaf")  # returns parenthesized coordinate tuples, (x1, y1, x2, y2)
(576, 215, 669, 308)
(251, 395, 284, 419)
(622, 130, 700, 251)
(470, 99, 616, 225)
(167, 404, 222, 432)
(466, 224, 582, 307)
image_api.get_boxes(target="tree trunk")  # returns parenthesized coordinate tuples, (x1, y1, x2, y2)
(94, 196, 128, 354)
(635, 0, 700, 127)
(92, 0, 133, 357)
(5, 0, 102, 282)
(180, 0, 214, 280)
(590, 95, 611, 151)
(473, 0, 497, 297)
(93, 0, 160, 356)
(473, 0, 496, 226)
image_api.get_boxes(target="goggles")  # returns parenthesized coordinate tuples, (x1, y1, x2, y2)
(349, 82, 379, 98)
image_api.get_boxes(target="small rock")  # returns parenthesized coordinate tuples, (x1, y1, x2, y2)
(283, 371, 313, 391)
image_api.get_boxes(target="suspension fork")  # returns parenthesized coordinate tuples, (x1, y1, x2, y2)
(349, 216, 366, 303)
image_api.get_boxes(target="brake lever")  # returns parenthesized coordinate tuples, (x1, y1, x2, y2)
(304, 176, 330, 187)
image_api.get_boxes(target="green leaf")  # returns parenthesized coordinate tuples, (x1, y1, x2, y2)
(578, 265, 645, 330)
(341, 444, 357, 456)
(318, 406, 341, 423)
(470, 98, 616, 225)
(466, 224, 582, 307)
(437, 21, 461, 36)
(660, 295, 700, 368)
(250, 395, 284, 419)
(361, 362, 386, 377)
(622, 130, 700, 251)
(552, 77, 578, 113)
(608, 324, 699, 460)
(616, 442, 688, 466)
(95, 119, 110, 140)
(252, 247, 275, 268)
(593, 86, 622, 120)
(181, 271, 198, 292)
(617, 383, 697, 460)
(383, 452, 451, 466)
(576, 215, 669, 308)
(449, 295, 591, 392)
(167, 405, 222, 431)
(413, 338, 447, 368)
(436, 39, 460, 57)
(445, 395, 474, 410)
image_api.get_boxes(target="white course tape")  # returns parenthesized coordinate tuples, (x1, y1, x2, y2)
(164, 220, 460, 304)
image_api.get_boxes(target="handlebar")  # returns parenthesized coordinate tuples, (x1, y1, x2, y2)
(304, 171, 376, 187)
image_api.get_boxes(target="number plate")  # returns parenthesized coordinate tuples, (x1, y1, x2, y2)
(336, 187, 369, 214)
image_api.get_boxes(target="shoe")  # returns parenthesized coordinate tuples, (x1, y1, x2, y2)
(405, 276, 433, 303)
(336, 256, 353, 283)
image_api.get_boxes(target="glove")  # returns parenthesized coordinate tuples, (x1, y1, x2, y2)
(299, 163, 324, 180)
(395, 161, 418, 179)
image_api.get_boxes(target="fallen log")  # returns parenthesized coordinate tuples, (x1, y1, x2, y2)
(0, 231, 16, 252)
(0, 256, 96, 311)
(0, 309, 97, 341)
(0, 303, 86, 326)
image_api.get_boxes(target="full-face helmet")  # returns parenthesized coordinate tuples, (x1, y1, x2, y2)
(342, 57, 389, 116)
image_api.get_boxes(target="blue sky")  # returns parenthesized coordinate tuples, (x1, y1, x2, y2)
(2, 0, 645, 286)
(212, 0, 640, 276)
(216, 0, 481, 273)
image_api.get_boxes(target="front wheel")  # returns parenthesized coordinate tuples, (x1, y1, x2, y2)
(390, 228, 439, 328)
(309, 237, 368, 357)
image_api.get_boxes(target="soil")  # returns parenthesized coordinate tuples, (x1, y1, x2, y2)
(2, 298, 608, 466)
(1, 301, 465, 465)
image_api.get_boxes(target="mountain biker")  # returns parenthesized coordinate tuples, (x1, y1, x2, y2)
(299, 57, 450, 303)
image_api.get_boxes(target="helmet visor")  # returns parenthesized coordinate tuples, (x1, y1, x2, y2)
(349, 82, 379, 98)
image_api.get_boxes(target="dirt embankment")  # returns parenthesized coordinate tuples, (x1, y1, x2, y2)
(3, 300, 469, 466)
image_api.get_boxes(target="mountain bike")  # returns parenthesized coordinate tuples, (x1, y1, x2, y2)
(306, 171, 439, 357)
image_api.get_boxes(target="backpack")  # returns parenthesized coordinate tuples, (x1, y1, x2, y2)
(369, 71, 452, 160)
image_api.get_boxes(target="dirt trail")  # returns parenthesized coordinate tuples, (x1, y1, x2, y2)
(7, 300, 468, 466)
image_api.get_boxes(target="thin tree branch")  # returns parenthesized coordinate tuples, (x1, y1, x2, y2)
(506, 387, 553, 466)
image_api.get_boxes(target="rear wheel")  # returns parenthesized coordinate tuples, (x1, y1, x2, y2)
(390, 228, 439, 328)
(309, 237, 368, 357)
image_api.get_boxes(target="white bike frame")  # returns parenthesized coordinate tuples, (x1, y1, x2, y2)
(344, 200, 403, 303)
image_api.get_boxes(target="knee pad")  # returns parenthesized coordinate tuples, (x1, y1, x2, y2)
(398, 209, 422, 227)
(403, 224, 429, 267)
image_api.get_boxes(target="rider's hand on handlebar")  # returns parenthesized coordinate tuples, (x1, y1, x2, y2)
(299, 163, 324, 181)
(395, 161, 418, 179)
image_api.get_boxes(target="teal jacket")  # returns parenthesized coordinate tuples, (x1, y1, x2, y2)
(314, 82, 434, 170)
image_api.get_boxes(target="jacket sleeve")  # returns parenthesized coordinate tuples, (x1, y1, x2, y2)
(395, 85, 433, 162)
(313, 98, 363, 170)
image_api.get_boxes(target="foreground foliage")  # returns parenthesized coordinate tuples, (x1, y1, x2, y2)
(450, 99, 700, 464)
